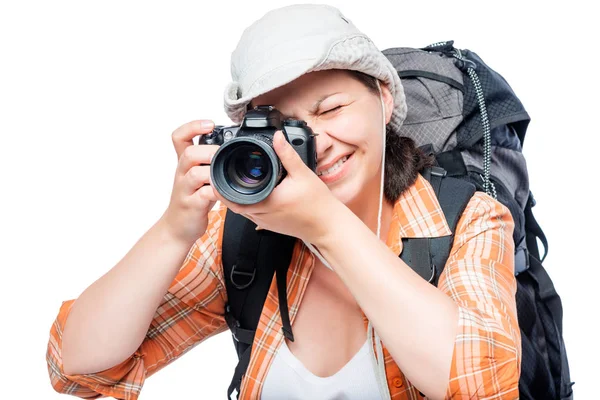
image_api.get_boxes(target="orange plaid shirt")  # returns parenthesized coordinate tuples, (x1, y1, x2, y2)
(47, 173, 521, 399)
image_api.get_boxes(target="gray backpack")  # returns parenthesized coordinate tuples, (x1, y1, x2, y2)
(383, 40, 573, 399)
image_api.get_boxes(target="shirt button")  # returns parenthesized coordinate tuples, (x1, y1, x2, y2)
(392, 377, 403, 388)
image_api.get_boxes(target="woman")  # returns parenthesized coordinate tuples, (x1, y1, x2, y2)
(46, 4, 521, 399)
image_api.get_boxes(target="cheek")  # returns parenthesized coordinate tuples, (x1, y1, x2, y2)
(327, 113, 381, 150)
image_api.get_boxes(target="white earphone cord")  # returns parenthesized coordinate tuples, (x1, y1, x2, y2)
(302, 80, 390, 399)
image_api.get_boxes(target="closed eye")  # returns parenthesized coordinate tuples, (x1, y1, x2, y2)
(321, 105, 342, 114)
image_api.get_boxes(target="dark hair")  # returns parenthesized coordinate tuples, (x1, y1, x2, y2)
(347, 70, 434, 203)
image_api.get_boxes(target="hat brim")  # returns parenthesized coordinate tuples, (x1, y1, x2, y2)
(224, 56, 321, 124)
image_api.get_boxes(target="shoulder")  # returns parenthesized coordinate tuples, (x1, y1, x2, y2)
(458, 191, 515, 232)
(448, 191, 515, 263)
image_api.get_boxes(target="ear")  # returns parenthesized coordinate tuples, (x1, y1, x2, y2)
(379, 81, 394, 125)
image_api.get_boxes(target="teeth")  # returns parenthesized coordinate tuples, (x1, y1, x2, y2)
(318, 155, 349, 176)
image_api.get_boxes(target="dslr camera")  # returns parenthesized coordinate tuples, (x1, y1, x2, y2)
(198, 106, 317, 205)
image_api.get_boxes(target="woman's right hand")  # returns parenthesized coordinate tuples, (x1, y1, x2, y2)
(160, 119, 220, 245)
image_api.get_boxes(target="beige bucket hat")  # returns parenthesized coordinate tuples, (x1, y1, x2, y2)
(223, 4, 407, 134)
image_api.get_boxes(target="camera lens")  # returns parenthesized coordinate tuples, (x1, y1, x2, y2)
(225, 145, 272, 194)
(210, 135, 284, 205)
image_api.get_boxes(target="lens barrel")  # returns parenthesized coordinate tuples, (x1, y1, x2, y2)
(210, 135, 283, 205)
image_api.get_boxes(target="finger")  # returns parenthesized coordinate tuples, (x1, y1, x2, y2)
(184, 165, 211, 194)
(178, 144, 220, 176)
(196, 184, 218, 203)
(239, 212, 257, 225)
(171, 120, 215, 160)
(273, 130, 306, 176)
(211, 186, 235, 211)
(212, 188, 253, 216)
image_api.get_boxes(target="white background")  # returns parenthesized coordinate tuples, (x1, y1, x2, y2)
(1, 0, 598, 399)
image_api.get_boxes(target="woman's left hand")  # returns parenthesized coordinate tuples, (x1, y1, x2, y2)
(212, 130, 341, 244)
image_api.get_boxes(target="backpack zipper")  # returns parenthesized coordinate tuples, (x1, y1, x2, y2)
(423, 40, 455, 54)
(422, 41, 497, 199)
(451, 48, 497, 199)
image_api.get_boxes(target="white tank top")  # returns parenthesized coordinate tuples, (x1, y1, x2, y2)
(261, 337, 383, 399)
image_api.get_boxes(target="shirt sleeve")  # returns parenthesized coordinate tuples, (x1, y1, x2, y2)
(437, 193, 522, 399)
(46, 204, 230, 400)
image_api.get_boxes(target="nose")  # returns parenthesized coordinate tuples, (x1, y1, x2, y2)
(312, 125, 334, 164)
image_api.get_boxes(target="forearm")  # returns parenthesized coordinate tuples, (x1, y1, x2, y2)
(61, 216, 196, 375)
(314, 204, 458, 399)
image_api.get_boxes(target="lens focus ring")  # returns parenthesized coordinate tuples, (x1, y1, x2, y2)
(210, 133, 284, 205)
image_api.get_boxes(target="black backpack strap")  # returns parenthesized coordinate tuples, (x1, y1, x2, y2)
(276, 258, 295, 342)
(518, 194, 572, 398)
(517, 252, 574, 399)
(226, 344, 252, 400)
(402, 237, 434, 282)
(223, 211, 262, 348)
(222, 209, 297, 400)
(525, 191, 549, 262)
(429, 170, 477, 284)
(401, 167, 476, 286)
(399, 167, 443, 283)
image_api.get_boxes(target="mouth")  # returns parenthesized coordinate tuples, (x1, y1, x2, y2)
(317, 153, 354, 177)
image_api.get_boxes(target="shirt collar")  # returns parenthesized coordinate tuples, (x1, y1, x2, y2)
(386, 173, 452, 254)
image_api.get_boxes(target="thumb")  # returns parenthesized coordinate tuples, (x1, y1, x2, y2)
(273, 130, 306, 176)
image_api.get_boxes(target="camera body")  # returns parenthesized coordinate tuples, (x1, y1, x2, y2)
(199, 106, 317, 205)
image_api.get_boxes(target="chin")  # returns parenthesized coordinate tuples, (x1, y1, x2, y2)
(331, 171, 384, 211)
(328, 178, 363, 208)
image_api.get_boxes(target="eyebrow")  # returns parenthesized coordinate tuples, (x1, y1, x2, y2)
(250, 92, 341, 116)
(309, 92, 341, 114)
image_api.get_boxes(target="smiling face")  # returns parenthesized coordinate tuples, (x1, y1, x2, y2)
(250, 69, 394, 208)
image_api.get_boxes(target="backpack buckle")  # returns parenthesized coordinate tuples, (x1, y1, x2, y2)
(515, 246, 530, 276)
(230, 263, 256, 290)
(224, 304, 242, 342)
(528, 192, 537, 208)
(427, 264, 437, 284)
(430, 166, 447, 177)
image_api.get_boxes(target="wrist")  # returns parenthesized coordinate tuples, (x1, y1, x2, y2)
(156, 214, 201, 249)
(309, 198, 353, 249)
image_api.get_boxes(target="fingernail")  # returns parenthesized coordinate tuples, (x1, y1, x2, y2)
(201, 120, 214, 128)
